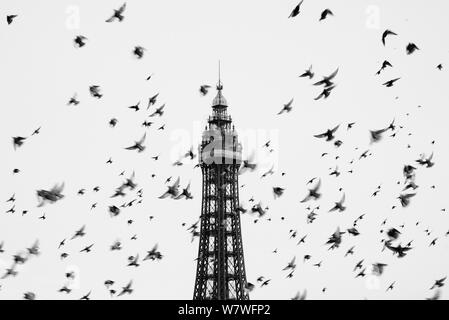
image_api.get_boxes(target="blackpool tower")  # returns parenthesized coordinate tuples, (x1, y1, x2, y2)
(193, 69, 249, 300)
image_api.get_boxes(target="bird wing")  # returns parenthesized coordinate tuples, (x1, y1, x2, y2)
(137, 133, 146, 145)
(330, 124, 340, 134)
(340, 193, 345, 204)
(327, 68, 339, 81)
(125, 145, 137, 150)
(158, 191, 170, 199)
(118, 2, 127, 14)
(314, 91, 325, 100)
(285, 98, 294, 107)
(313, 132, 327, 138)
(313, 78, 326, 86)
(172, 176, 181, 189)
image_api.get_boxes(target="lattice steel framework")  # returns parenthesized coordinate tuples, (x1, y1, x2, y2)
(193, 77, 249, 300)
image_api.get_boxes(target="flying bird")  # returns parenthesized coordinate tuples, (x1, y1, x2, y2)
(239, 152, 257, 174)
(370, 128, 388, 143)
(6, 15, 17, 25)
(278, 98, 294, 115)
(128, 101, 140, 112)
(314, 85, 336, 100)
(282, 257, 297, 271)
(398, 193, 416, 207)
(314, 124, 339, 141)
(12, 136, 26, 150)
(133, 46, 146, 59)
(313, 68, 338, 87)
(300, 179, 321, 202)
(125, 133, 146, 152)
(385, 242, 412, 258)
(430, 277, 446, 290)
(118, 280, 133, 296)
(147, 93, 159, 109)
(273, 187, 285, 199)
(68, 94, 80, 106)
(288, 1, 304, 19)
(319, 9, 333, 21)
(329, 193, 346, 212)
(175, 182, 193, 200)
(406, 43, 419, 55)
(159, 177, 181, 199)
(149, 104, 165, 117)
(74, 35, 87, 48)
(144, 244, 163, 261)
(37, 183, 65, 207)
(382, 29, 397, 46)
(89, 85, 103, 98)
(383, 78, 400, 87)
(80, 244, 94, 253)
(31, 127, 41, 136)
(326, 227, 345, 250)
(376, 60, 393, 75)
(416, 153, 434, 168)
(199, 85, 211, 96)
(71, 225, 86, 240)
(106, 3, 127, 22)
(109, 118, 118, 127)
(299, 65, 314, 79)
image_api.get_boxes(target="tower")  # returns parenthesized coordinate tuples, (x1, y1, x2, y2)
(193, 68, 249, 300)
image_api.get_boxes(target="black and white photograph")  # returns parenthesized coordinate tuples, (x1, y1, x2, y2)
(1, 0, 448, 310)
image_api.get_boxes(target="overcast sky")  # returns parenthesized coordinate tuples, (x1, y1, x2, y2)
(1, 0, 449, 300)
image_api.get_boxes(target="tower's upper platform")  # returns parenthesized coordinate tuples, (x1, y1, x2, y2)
(208, 81, 232, 127)
(200, 75, 242, 166)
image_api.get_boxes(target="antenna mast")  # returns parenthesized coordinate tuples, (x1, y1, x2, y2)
(217, 60, 223, 90)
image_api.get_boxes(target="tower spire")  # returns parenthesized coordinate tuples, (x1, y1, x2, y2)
(217, 60, 223, 90)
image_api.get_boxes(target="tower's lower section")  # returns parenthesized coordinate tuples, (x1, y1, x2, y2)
(193, 163, 248, 300)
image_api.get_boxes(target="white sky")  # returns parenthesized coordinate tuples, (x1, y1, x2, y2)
(0, 0, 449, 300)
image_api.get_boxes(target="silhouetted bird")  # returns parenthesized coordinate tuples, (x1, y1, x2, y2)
(199, 85, 211, 96)
(319, 9, 333, 21)
(376, 60, 392, 75)
(74, 35, 87, 48)
(125, 133, 146, 152)
(383, 78, 400, 87)
(278, 98, 294, 115)
(149, 104, 165, 117)
(313, 68, 338, 87)
(382, 29, 397, 46)
(314, 124, 339, 141)
(288, 1, 304, 19)
(133, 46, 145, 59)
(128, 101, 140, 111)
(301, 179, 321, 202)
(7, 15, 17, 25)
(406, 43, 419, 55)
(37, 183, 65, 207)
(159, 177, 180, 199)
(106, 3, 127, 22)
(299, 65, 314, 79)
(12, 136, 26, 150)
(147, 93, 159, 109)
(430, 277, 446, 290)
(118, 280, 133, 296)
(89, 85, 103, 98)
